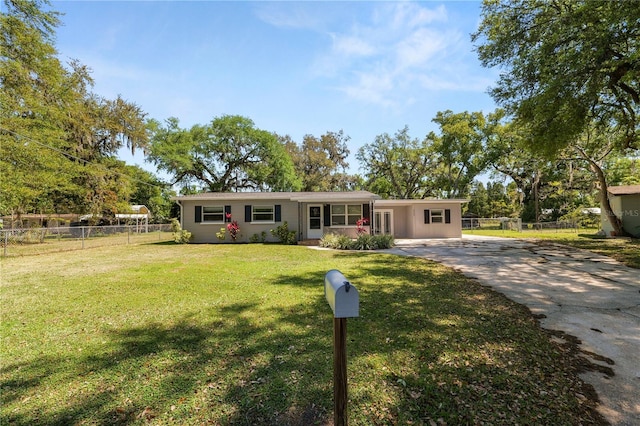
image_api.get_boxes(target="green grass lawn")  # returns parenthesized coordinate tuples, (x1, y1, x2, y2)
(1, 243, 605, 425)
(463, 229, 640, 269)
(2, 230, 173, 257)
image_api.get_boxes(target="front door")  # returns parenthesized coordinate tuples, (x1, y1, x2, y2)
(308, 205, 323, 239)
(374, 210, 393, 235)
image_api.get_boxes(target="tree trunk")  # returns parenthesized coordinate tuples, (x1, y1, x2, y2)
(532, 170, 541, 223)
(588, 159, 628, 237)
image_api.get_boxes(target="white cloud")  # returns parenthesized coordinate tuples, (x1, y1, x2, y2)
(395, 28, 448, 70)
(322, 3, 462, 107)
(254, 3, 326, 31)
(331, 34, 377, 57)
(417, 70, 496, 93)
(376, 2, 448, 31)
(259, 1, 486, 109)
(341, 68, 396, 107)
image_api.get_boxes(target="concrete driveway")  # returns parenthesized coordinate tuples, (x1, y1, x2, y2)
(383, 235, 639, 426)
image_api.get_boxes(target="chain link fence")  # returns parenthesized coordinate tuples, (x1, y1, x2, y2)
(462, 218, 598, 233)
(1, 224, 173, 257)
(462, 218, 523, 232)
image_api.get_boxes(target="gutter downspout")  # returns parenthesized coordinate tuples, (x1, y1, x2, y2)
(370, 200, 375, 235)
(176, 200, 184, 229)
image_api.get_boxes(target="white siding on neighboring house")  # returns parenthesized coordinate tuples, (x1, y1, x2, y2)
(602, 186, 640, 237)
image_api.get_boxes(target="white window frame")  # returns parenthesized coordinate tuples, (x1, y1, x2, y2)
(252, 205, 275, 223)
(202, 206, 225, 223)
(331, 204, 362, 226)
(431, 209, 444, 224)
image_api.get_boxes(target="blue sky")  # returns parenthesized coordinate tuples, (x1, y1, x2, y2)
(52, 1, 499, 177)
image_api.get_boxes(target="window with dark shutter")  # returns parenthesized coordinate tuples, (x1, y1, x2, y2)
(445, 209, 451, 224)
(275, 205, 282, 222)
(323, 204, 331, 226)
(195, 205, 202, 223)
(225, 205, 231, 222)
(424, 209, 430, 224)
(245, 205, 252, 223)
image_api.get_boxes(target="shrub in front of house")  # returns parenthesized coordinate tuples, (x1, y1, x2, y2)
(372, 234, 394, 249)
(319, 233, 353, 250)
(352, 234, 375, 250)
(270, 222, 297, 245)
(171, 219, 192, 244)
(319, 233, 394, 250)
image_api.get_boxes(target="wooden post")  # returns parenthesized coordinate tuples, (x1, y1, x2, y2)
(334, 317, 348, 426)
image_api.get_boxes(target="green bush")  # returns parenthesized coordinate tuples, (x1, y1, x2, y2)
(173, 229, 192, 244)
(319, 233, 352, 250)
(352, 234, 375, 250)
(373, 234, 395, 249)
(170, 219, 192, 244)
(560, 207, 601, 229)
(270, 222, 297, 245)
(318, 233, 336, 248)
(249, 233, 260, 243)
(319, 233, 395, 250)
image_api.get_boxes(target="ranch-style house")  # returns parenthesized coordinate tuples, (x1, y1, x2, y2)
(173, 191, 469, 243)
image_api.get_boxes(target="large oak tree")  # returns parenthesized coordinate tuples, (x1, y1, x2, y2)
(147, 115, 301, 193)
(427, 110, 491, 199)
(474, 0, 640, 235)
(283, 130, 358, 191)
(357, 126, 437, 199)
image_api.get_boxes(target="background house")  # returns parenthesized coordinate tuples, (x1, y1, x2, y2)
(602, 185, 640, 237)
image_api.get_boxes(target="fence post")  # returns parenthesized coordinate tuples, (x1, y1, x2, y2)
(4, 231, 7, 257)
(81, 227, 85, 249)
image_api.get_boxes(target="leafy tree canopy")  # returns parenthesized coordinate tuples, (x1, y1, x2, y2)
(474, 0, 640, 155)
(1, 0, 151, 219)
(357, 126, 436, 199)
(283, 130, 359, 191)
(427, 110, 491, 198)
(147, 115, 301, 192)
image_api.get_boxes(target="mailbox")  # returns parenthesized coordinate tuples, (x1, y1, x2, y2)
(324, 269, 359, 318)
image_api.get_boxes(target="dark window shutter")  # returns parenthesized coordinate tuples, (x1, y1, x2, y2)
(424, 209, 430, 224)
(195, 205, 202, 223)
(362, 203, 370, 220)
(275, 205, 282, 222)
(245, 205, 252, 223)
(323, 204, 331, 226)
(225, 205, 231, 222)
(445, 209, 451, 224)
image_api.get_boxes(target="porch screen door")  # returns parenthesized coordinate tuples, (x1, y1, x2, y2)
(308, 205, 323, 239)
